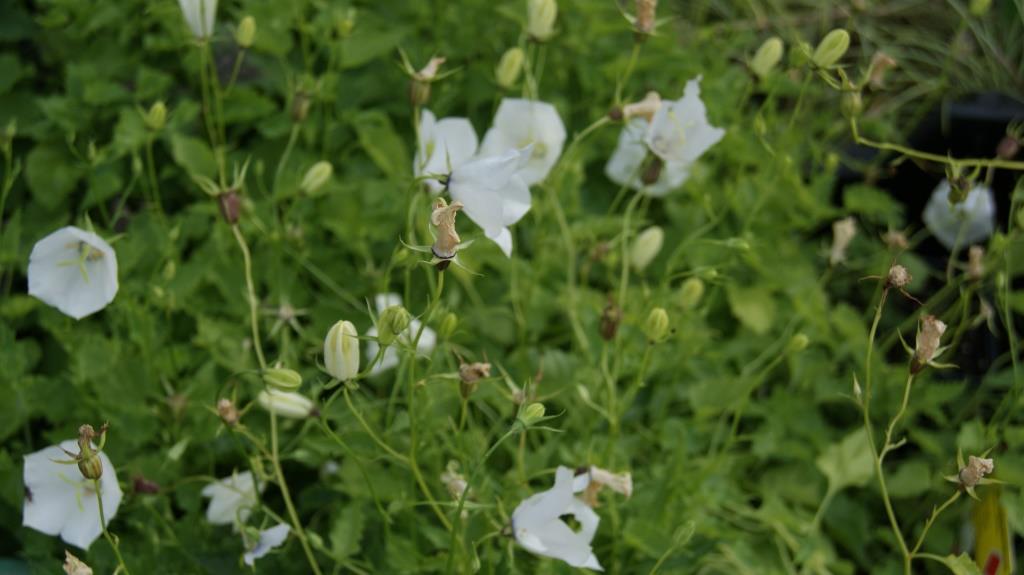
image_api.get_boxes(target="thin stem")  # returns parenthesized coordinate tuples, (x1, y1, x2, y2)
(231, 224, 266, 369)
(850, 117, 1024, 171)
(342, 387, 410, 465)
(274, 123, 302, 195)
(882, 373, 916, 457)
(225, 49, 247, 94)
(615, 42, 643, 105)
(910, 490, 961, 555)
(145, 138, 162, 213)
(93, 479, 132, 575)
(269, 410, 324, 575)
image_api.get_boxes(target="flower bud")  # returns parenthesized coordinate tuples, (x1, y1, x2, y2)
(324, 320, 360, 381)
(997, 135, 1020, 160)
(789, 41, 813, 68)
(600, 299, 621, 341)
(750, 37, 784, 79)
(63, 551, 93, 575)
(841, 91, 862, 118)
(968, 245, 985, 280)
(75, 425, 104, 480)
(829, 216, 857, 265)
(911, 315, 947, 374)
(145, 101, 167, 131)
(519, 402, 546, 426)
(263, 367, 302, 391)
(785, 333, 809, 354)
(634, 0, 657, 36)
(630, 226, 663, 272)
(218, 190, 242, 224)
(969, 0, 992, 16)
(335, 7, 357, 37)
(300, 161, 333, 194)
(958, 455, 994, 488)
(291, 90, 310, 123)
(236, 15, 256, 48)
(677, 277, 705, 309)
(812, 29, 850, 68)
(886, 264, 912, 289)
(438, 312, 458, 340)
(257, 389, 315, 419)
(644, 307, 670, 343)
(527, 0, 557, 41)
(217, 398, 240, 426)
(377, 305, 410, 346)
(410, 56, 445, 107)
(496, 47, 525, 89)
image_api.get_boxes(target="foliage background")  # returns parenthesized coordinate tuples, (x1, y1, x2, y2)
(1, 0, 1023, 573)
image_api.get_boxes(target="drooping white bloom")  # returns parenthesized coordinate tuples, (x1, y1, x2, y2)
(922, 179, 996, 250)
(243, 523, 291, 566)
(512, 466, 603, 571)
(22, 440, 123, 550)
(28, 226, 118, 320)
(178, 0, 217, 39)
(447, 147, 532, 256)
(480, 98, 566, 185)
(605, 119, 690, 196)
(201, 471, 262, 527)
(257, 389, 315, 419)
(645, 77, 725, 166)
(365, 294, 437, 373)
(415, 109, 479, 194)
(324, 320, 360, 381)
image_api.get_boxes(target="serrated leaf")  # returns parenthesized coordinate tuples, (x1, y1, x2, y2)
(816, 428, 874, 492)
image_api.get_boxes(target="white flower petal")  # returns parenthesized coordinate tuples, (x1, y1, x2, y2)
(488, 227, 514, 257)
(512, 466, 576, 531)
(28, 226, 119, 320)
(605, 119, 691, 196)
(922, 179, 996, 250)
(415, 110, 479, 194)
(243, 523, 291, 566)
(480, 99, 566, 185)
(22, 440, 123, 550)
(178, 0, 217, 38)
(202, 471, 261, 528)
(645, 77, 725, 166)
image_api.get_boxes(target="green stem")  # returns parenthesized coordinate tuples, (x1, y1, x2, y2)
(850, 117, 1024, 171)
(342, 387, 410, 465)
(269, 410, 324, 575)
(274, 123, 302, 195)
(225, 49, 247, 95)
(910, 490, 961, 555)
(145, 138, 162, 213)
(882, 373, 916, 458)
(93, 479, 132, 575)
(231, 224, 266, 369)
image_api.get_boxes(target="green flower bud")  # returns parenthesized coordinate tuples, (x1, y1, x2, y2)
(519, 402, 546, 426)
(970, 0, 992, 15)
(377, 305, 410, 346)
(789, 41, 813, 68)
(527, 0, 557, 41)
(678, 277, 705, 309)
(263, 367, 303, 391)
(750, 37, 784, 79)
(257, 389, 315, 419)
(75, 424, 105, 480)
(644, 307, 670, 343)
(336, 7, 357, 37)
(630, 226, 663, 272)
(496, 47, 525, 89)
(786, 333, 810, 354)
(300, 161, 333, 194)
(236, 16, 256, 48)
(812, 29, 850, 68)
(841, 91, 862, 118)
(438, 311, 458, 340)
(145, 101, 167, 131)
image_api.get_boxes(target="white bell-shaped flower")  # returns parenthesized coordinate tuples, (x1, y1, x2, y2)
(28, 226, 118, 320)
(178, 0, 217, 39)
(365, 294, 437, 374)
(243, 523, 291, 566)
(480, 98, 566, 185)
(201, 471, 262, 528)
(415, 109, 479, 194)
(22, 440, 123, 550)
(447, 147, 532, 256)
(324, 320, 360, 381)
(257, 389, 315, 419)
(922, 179, 996, 250)
(605, 118, 689, 196)
(512, 466, 603, 571)
(644, 77, 725, 167)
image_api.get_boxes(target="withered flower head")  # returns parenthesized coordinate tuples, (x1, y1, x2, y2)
(431, 198, 464, 267)
(830, 217, 857, 265)
(886, 264, 912, 289)
(622, 91, 662, 122)
(958, 455, 994, 489)
(968, 245, 985, 280)
(911, 315, 947, 374)
(882, 229, 908, 250)
(217, 398, 240, 426)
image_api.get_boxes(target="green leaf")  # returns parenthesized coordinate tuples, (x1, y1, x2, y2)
(0, 53, 22, 95)
(169, 133, 216, 178)
(934, 553, 982, 575)
(330, 505, 365, 560)
(352, 111, 409, 179)
(816, 429, 874, 492)
(25, 143, 82, 209)
(727, 285, 776, 335)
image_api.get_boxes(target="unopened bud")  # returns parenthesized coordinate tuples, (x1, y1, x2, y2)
(786, 333, 810, 353)
(300, 161, 333, 194)
(496, 47, 525, 89)
(812, 29, 850, 68)
(644, 307, 670, 343)
(630, 226, 663, 272)
(886, 264, 912, 289)
(263, 367, 302, 391)
(236, 16, 256, 48)
(635, 0, 657, 36)
(218, 190, 242, 224)
(997, 136, 1020, 160)
(291, 91, 310, 123)
(257, 389, 315, 419)
(217, 398, 240, 426)
(324, 320, 360, 381)
(841, 91, 862, 118)
(527, 0, 557, 41)
(750, 37, 784, 79)
(678, 277, 705, 309)
(145, 101, 167, 131)
(519, 402, 546, 426)
(968, 245, 985, 280)
(410, 56, 445, 107)
(75, 424, 104, 480)
(335, 8, 357, 37)
(969, 0, 992, 16)
(438, 312, 458, 339)
(377, 305, 410, 346)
